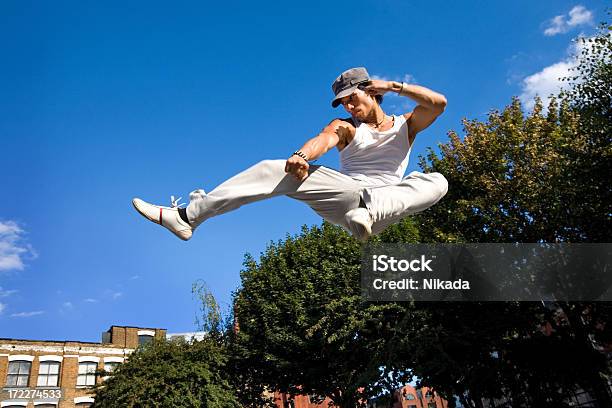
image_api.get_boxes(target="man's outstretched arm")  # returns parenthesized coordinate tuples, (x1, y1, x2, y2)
(285, 119, 354, 181)
(364, 80, 447, 145)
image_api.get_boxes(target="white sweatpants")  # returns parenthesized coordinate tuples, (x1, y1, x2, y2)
(186, 159, 448, 236)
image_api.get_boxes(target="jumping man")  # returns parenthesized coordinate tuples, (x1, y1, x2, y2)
(132, 67, 449, 241)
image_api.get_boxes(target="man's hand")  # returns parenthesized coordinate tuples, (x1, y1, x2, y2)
(285, 155, 310, 181)
(362, 79, 395, 96)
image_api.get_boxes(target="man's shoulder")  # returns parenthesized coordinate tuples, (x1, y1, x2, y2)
(325, 117, 356, 137)
(330, 117, 356, 128)
(329, 117, 356, 151)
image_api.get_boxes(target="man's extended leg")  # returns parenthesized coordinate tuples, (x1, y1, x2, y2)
(133, 159, 366, 240)
(362, 171, 449, 235)
(187, 159, 363, 229)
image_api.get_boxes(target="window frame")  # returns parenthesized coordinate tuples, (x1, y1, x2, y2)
(36, 360, 61, 387)
(76, 361, 98, 387)
(6, 360, 32, 387)
(138, 334, 154, 346)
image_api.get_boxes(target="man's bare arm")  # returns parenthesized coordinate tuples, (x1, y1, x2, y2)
(397, 83, 446, 144)
(297, 120, 343, 160)
(363, 80, 447, 145)
(285, 119, 354, 181)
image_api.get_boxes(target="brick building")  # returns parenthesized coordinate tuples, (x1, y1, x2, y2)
(389, 385, 449, 408)
(272, 384, 449, 408)
(0, 325, 166, 408)
(270, 390, 334, 407)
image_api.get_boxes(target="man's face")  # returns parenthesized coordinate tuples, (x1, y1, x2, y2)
(339, 88, 376, 119)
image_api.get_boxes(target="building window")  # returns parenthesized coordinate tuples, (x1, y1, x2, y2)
(6, 360, 31, 387)
(138, 334, 154, 346)
(37, 361, 61, 387)
(77, 362, 97, 386)
(428, 403, 437, 408)
(105, 361, 120, 373)
(103, 361, 120, 379)
(405, 393, 416, 400)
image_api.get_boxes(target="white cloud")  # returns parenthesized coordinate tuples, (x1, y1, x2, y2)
(370, 74, 389, 81)
(545, 15, 567, 36)
(129, 275, 140, 280)
(518, 38, 595, 110)
(544, 6, 593, 36)
(568, 6, 593, 26)
(59, 301, 74, 315)
(0, 287, 17, 298)
(519, 60, 576, 110)
(84, 298, 98, 303)
(0, 303, 5, 314)
(11, 310, 44, 318)
(0, 220, 37, 272)
(102, 289, 123, 301)
(402, 73, 416, 84)
(0, 222, 21, 235)
(371, 73, 417, 84)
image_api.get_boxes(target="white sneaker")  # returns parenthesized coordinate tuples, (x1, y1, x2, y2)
(132, 196, 193, 241)
(345, 207, 373, 241)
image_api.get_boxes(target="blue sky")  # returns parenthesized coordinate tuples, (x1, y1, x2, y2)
(0, 1, 607, 342)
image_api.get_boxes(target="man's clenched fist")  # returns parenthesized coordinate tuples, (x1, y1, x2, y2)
(285, 155, 309, 181)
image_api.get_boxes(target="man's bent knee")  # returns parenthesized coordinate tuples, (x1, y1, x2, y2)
(432, 172, 449, 197)
(405, 171, 448, 199)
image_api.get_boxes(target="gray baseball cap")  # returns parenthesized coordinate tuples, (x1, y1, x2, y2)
(331, 67, 371, 108)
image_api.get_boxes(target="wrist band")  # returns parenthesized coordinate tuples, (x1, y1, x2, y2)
(397, 82, 408, 96)
(292, 150, 309, 161)
(398, 82, 407, 96)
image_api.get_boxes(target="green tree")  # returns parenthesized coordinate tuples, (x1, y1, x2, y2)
(93, 283, 238, 408)
(232, 223, 415, 408)
(560, 16, 612, 243)
(92, 337, 240, 408)
(407, 21, 612, 404)
(418, 95, 600, 243)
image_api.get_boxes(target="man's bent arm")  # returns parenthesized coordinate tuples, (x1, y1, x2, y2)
(387, 82, 447, 113)
(294, 119, 348, 161)
(364, 79, 447, 144)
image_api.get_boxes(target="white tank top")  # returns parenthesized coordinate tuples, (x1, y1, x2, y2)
(339, 114, 412, 186)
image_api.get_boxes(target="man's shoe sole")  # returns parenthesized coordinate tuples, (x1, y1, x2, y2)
(132, 198, 193, 241)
